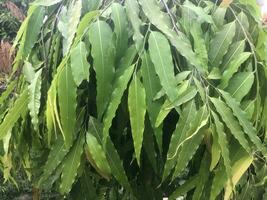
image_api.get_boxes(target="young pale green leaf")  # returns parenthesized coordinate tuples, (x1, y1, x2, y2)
(209, 21, 236, 68)
(89, 20, 115, 119)
(139, 0, 202, 71)
(111, 3, 128, 58)
(38, 137, 69, 187)
(220, 91, 267, 156)
(60, 134, 85, 194)
(86, 133, 111, 179)
(105, 137, 131, 190)
(58, 64, 77, 148)
(0, 90, 29, 139)
(33, 0, 63, 6)
(162, 101, 196, 181)
(125, 0, 144, 51)
(219, 52, 251, 89)
(226, 72, 254, 102)
(148, 31, 178, 101)
(128, 73, 146, 165)
(211, 111, 231, 179)
(213, 7, 226, 29)
(28, 69, 42, 132)
(210, 97, 251, 154)
(155, 99, 172, 128)
(102, 65, 134, 145)
(58, 0, 82, 55)
(70, 41, 90, 86)
(172, 107, 209, 179)
(221, 40, 246, 70)
(23, 61, 35, 83)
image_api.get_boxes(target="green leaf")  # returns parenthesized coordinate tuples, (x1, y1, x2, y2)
(58, 0, 82, 55)
(105, 137, 131, 190)
(169, 175, 198, 200)
(128, 73, 146, 165)
(38, 137, 69, 187)
(102, 65, 134, 145)
(221, 91, 267, 156)
(0, 81, 16, 106)
(166, 86, 198, 109)
(172, 106, 209, 179)
(210, 125, 221, 171)
(224, 151, 253, 200)
(74, 10, 99, 45)
(148, 31, 178, 101)
(155, 99, 172, 128)
(89, 20, 115, 119)
(0, 90, 29, 140)
(141, 52, 163, 149)
(125, 0, 144, 51)
(219, 52, 251, 89)
(210, 97, 251, 154)
(139, 0, 202, 71)
(28, 69, 42, 131)
(226, 72, 254, 102)
(60, 133, 85, 194)
(211, 111, 231, 179)
(183, 0, 213, 23)
(162, 101, 196, 181)
(23, 61, 35, 83)
(70, 41, 90, 86)
(221, 40, 246, 70)
(58, 64, 77, 148)
(111, 3, 128, 58)
(86, 132, 111, 179)
(209, 21, 236, 68)
(17, 6, 45, 60)
(33, 0, 63, 6)
(190, 22, 208, 69)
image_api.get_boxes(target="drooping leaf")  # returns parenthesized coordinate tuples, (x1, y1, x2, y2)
(38, 137, 69, 187)
(58, 64, 77, 148)
(141, 52, 163, 149)
(105, 137, 131, 190)
(219, 52, 251, 89)
(226, 72, 254, 102)
(102, 65, 134, 145)
(209, 21, 236, 68)
(70, 41, 90, 86)
(172, 106, 209, 179)
(221, 40, 246, 70)
(210, 125, 221, 171)
(221, 91, 267, 156)
(148, 31, 178, 101)
(58, 0, 82, 55)
(60, 133, 85, 194)
(0, 90, 29, 140)
(211, 111, 231, 179)
(162, 101, 196, 181)
(128, 73, 146, 165)
(28, 69, 42, 131)
(125, 0, 144, 51)
(86, 132, 111, 179)
(139, 0, 202, 71)
(88, 20, 115, 119)
(210, 97, 251, 154)
(111, 3, 128, 58)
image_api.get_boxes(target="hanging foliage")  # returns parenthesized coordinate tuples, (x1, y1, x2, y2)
(0, 0, 266, 199)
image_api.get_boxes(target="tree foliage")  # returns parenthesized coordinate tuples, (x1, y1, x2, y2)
(0, 0, 266, 199)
